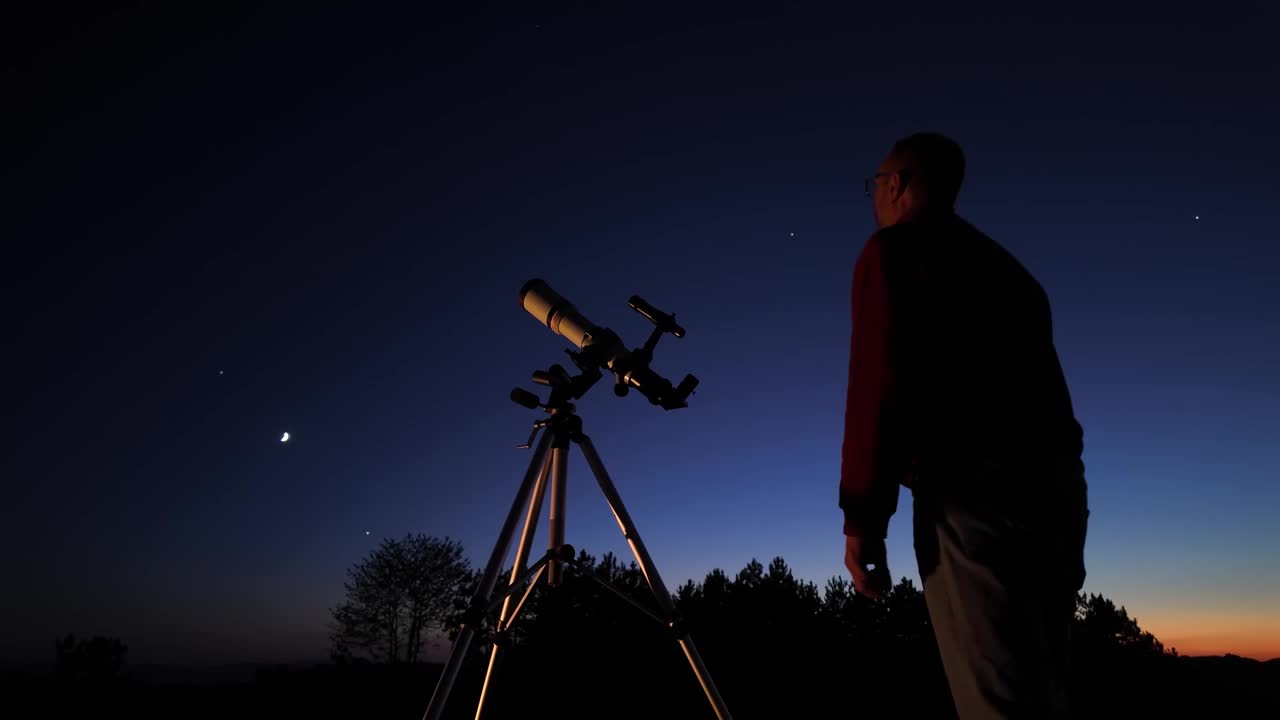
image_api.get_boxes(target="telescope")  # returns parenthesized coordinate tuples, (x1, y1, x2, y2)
(519, 278, 698, 409)
(422, 281, 731, 720)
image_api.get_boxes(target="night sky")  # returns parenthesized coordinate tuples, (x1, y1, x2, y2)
(8, 4, 1279, 665)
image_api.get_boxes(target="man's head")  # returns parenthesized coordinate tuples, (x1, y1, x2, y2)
(870, 132, 966, 229)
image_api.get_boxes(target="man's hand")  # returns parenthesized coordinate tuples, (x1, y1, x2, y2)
(845, 534, 891, 599)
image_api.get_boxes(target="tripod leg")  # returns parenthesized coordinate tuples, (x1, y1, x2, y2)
(474, 450, 552, 720)
(546, 441, 570, 586)
(422, 429, 557, 720)
(577, 435, 735, 720)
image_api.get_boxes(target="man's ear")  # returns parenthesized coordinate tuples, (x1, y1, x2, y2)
(889, 172, 908, 202)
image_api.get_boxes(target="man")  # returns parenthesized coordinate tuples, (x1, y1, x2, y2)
(840, 132, 1090, 719)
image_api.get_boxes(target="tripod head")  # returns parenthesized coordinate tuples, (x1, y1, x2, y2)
(517, 280, 699, 411)
(509, 363, 594, 415)
(509, 363, 591, 449)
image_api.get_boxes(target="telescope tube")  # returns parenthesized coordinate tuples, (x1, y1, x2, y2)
(520, 278, 598, 350)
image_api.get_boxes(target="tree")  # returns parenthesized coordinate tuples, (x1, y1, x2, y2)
(329, 534, 473, 663)
(1074, 591, 1174, 658)
(54, 634, 128, 685)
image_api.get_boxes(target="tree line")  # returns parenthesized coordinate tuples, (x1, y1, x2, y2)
(22, 534, 1273, 718)
(327, 534, 1223, 719)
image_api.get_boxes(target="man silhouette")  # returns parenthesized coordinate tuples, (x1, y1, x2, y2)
(840, 132, 1089, 719)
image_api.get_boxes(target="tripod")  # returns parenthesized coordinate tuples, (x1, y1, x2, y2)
(421, 364, 734, 720)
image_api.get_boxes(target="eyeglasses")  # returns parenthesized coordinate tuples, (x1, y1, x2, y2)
(863, 173, 888, 197)
(863, 169, 911, 197)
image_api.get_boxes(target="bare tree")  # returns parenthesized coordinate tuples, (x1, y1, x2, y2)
(330, 534, 473, 663)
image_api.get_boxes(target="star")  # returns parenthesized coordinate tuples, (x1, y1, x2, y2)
(1194, 215, 1200, 221)
(365, 531, 371, 536)
(219, 370, 224, 375)
(789, 232, 795, 237)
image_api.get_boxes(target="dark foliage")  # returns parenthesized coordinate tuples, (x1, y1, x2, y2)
(53, 634, 129, 686)
(15, 550, 1277, 719)
(329, 534, 476, 664)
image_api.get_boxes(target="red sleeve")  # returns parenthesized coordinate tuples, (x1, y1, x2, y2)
(840, 234, 904, 538)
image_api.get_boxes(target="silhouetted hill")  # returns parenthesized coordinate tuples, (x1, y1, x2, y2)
(1172, 654, 1280, 712)
(129, 663, 275, 686)
(10, 654, 1277, 720)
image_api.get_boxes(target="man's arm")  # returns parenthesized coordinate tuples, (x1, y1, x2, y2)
(839, 233, 906, 539)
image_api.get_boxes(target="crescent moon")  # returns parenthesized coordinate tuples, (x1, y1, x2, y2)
(281, 432, 290, 443)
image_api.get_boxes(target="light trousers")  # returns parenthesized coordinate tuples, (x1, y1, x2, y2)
(913, 458, 1089, 720)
